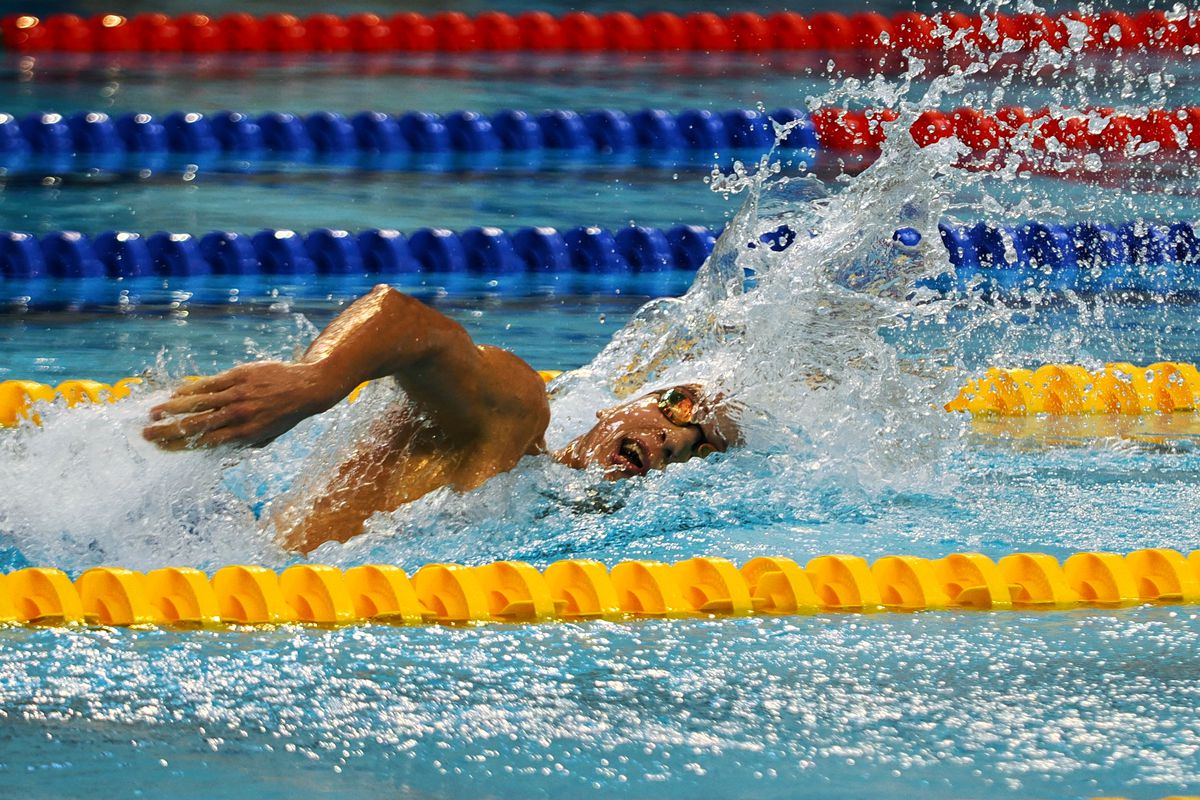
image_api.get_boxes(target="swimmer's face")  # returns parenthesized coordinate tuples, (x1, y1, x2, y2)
(555, 384, 737, 479)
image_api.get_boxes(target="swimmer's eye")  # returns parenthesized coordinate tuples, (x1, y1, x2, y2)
(657, 387, 697, 426)
(658, 386, 718, 458)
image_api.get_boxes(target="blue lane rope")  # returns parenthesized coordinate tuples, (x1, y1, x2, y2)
(0, 109, 815, 163)
(0, 226, 719, 279)
(933, 221, 1200, 297)
(1, 222, 1198, 296)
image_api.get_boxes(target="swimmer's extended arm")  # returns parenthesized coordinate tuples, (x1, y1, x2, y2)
(142, 284, 549, 450)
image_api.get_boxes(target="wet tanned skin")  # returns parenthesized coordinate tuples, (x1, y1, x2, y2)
(144, 285, 550, 553)
(143, 285, 725, 553)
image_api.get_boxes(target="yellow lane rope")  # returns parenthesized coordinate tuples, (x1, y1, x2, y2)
(0, 371, 565, 427)
(0, 377, 142, 425)
(5, 362, 1198, 428)
(1, 549, 1197, 627)
(946, 361, 1200, 416)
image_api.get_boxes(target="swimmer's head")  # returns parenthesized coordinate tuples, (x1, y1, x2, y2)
(554, 383, 741, 479)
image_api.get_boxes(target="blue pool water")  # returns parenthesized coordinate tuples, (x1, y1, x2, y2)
(0, 611, 1197, 800)
(0, 275, 692, 380)
(4, 1, 1200, 799)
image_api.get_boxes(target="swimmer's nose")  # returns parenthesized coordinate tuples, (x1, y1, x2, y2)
(655, 429, 682, 463)
(660, 428, 688, 462)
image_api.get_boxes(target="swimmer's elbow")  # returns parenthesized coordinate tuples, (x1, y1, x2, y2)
(516, 366, 552, 452)
(368, 284, 478, 368)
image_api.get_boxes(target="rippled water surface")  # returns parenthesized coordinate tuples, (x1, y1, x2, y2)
(1, 612, 1198, 800)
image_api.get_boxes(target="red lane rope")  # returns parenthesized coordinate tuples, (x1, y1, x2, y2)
(812, 107, 1200, 155)
(3, 10, 1198, 54)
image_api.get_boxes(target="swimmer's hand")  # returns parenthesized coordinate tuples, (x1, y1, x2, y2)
(142, 361, 338, 450)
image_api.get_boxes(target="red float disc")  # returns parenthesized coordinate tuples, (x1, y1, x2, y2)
(176, 13, 225, 54)
(727, 12, 771, 51)
(809, 12, 853, 50)
(950, 108, 999, 150)
(767, 12, 812, 50)
(684, 12, 732, 52)
(89, 14, 139, 52)
(1175, 107, 1200, 149)
(516, 11, 564, 51)
(262, 13, 309, 53)
(135, 12, 183, 52)
(600, 12, 647, 52)
(851, 12, 893, 50)
(910, 110, 954, 147)
(391, 13, 437, 52)
(1138, 109, 1182, 150)
(214, 13, 261, 52)
(1096, 115, 1135, 152)
(1091, 11, 1145, 50)
(346, 13, 394, 53)
(1, 15, 49, 51)
(307, 13, 353, 53)
(45, 14, 93, 53)
(892, 13, 936, 51)
(562, 12, 606, 52)
(430, 12, 477, 52)
(475, 12, 521, 51)
(812, 108, 872, 150)
(642, 12, 688, 51)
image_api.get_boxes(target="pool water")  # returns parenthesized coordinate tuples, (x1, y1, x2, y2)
(0, 611, 1197, 800)
(0, 274, 696, 380)
(3, 1, 1200, 799)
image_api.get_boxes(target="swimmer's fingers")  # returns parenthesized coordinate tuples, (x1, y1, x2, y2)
(142, 406, 243, 448)
(193, 424, 272, 449)
(149, 387, 241, 421)
(144, 362, 314, 450)
(170, 372, 240, 398)
(147, 371, 242, 420)
(143, 424, 266, 452)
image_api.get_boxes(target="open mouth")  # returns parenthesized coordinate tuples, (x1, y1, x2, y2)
(612, 438, 648, 475)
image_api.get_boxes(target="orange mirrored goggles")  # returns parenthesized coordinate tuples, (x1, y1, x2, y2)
(656, 387, 718, 457)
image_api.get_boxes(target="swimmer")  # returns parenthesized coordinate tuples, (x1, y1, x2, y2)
(142, 285, 739, 553)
